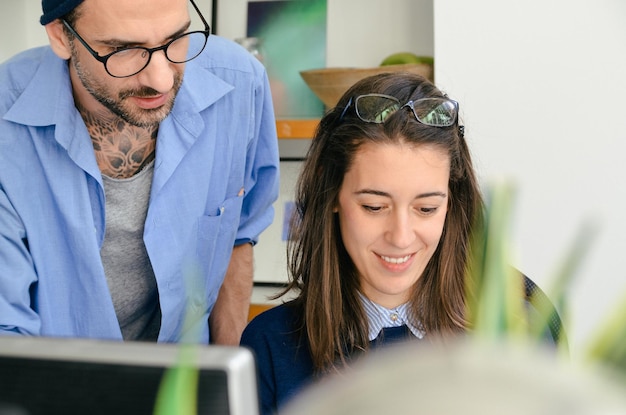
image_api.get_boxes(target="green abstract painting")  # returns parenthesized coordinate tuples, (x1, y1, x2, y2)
(247, 0, 327, 118)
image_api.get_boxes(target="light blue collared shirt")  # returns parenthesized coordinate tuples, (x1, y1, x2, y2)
(359, 293, 425, 341)
(0, 35, 279, 343)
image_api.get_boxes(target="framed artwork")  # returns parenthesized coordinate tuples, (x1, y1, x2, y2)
(210, 0, 327, 118)
(253, 159, 304, 284)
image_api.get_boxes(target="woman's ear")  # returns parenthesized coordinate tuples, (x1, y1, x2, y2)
(45, 20, 72, 60)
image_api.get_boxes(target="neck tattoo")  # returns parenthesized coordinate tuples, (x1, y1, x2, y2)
(79, 107, 158, 179)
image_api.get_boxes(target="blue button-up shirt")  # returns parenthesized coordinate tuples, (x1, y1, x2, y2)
(0, 35, 279, 343)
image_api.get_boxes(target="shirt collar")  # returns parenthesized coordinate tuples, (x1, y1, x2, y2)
(359, 293, 425, 341)
(5, 42, 234, 133)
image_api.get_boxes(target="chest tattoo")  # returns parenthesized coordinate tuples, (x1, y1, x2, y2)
(81, 110, 157, 179)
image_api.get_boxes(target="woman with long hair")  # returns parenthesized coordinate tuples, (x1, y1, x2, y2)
(241, 72, 556, 415)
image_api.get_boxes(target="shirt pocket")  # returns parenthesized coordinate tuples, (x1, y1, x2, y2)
(196, 194, 244, 281)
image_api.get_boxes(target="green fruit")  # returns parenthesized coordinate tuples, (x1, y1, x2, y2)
(380, 53, 434, 66)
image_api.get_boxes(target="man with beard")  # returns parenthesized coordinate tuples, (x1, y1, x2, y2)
(0, 0, 279, 345)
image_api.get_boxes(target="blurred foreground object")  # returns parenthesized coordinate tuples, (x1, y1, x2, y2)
(282, 340, 626, 415)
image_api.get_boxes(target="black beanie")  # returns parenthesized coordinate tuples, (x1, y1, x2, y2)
(40, 0, 84, 25)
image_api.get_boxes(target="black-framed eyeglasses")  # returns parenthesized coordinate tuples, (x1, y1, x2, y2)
(339, 93, 459, 128)
(61, 0, 210, 78)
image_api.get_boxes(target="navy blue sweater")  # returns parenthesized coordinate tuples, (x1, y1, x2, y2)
(241, 276, 562, 415)
(240, 302, 417, 415)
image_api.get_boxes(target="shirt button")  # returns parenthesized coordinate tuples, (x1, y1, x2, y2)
(390, 313, 398, 322)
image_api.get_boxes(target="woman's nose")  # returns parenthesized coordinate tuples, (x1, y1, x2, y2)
(385, 211, 416, 248)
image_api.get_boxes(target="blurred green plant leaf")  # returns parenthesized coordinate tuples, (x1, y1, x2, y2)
(526, 219, 598, 352)
(466, 181, 527, 340)
(466, 181, 600, 356)
(153, 267, 206, 415)
(153, 345, 199, 415)
(586, 289, 626, 374)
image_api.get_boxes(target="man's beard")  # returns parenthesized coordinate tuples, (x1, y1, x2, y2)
(70, 44, 183, 128)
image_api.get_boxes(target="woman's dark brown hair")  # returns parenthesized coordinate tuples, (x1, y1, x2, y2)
(281, 72, 483, 372)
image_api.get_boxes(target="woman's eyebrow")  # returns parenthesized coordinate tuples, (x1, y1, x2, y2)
(416, 191, 448, 199)
(354, 189, 448, 199)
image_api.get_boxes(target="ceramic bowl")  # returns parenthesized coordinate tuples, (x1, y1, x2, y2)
(300, 63, 434, 108)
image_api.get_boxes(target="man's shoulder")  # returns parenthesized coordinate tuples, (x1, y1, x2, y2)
(0, 46, 50, 86)
(0, 46, 53, 112)
(179, 35, 269, 111)
(191, 35, 265, 77)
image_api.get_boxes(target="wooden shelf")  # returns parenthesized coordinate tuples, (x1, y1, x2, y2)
(276, 119, 319, 139)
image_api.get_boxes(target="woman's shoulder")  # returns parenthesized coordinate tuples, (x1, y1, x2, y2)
(242, 300, 302, 341)
(250, 300, 299, 323)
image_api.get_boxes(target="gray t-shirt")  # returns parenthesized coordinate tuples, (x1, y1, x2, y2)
(100, 161, 161, 341)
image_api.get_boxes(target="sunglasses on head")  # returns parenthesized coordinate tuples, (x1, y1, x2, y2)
(339, 93, 459, 128)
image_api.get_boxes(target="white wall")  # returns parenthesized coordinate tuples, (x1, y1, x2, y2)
(0, 1, 47, 62)
(326, 0, 433, 67)
(435, 0, 626, 357)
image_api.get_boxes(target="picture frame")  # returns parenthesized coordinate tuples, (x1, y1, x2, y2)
(253, 158, 304, 284)
(208, 0, 327, 118)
